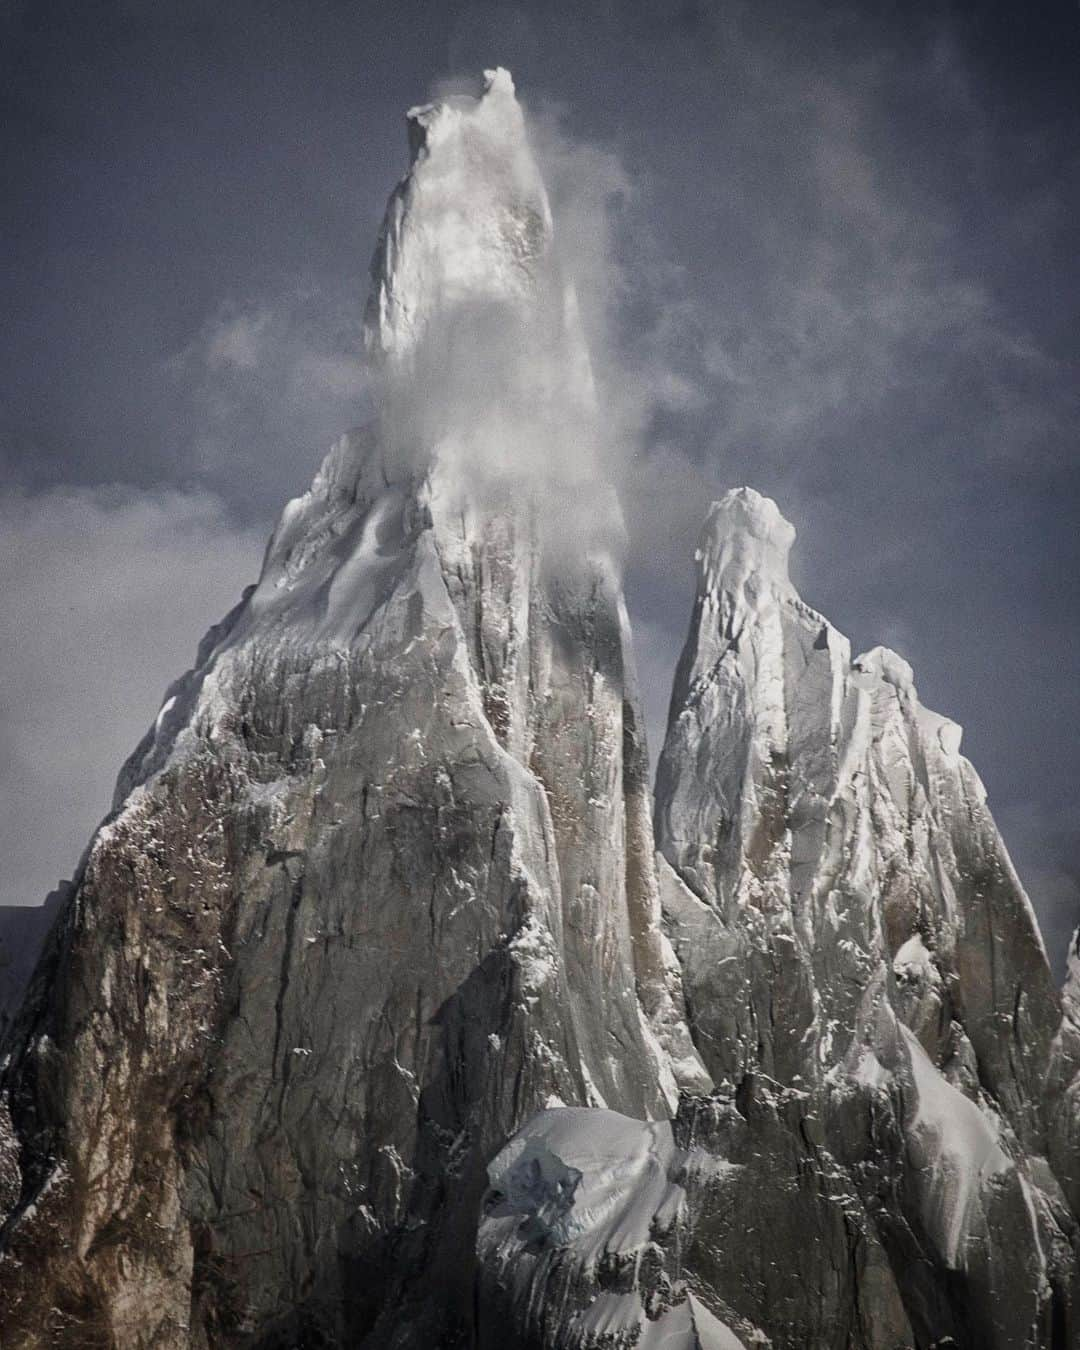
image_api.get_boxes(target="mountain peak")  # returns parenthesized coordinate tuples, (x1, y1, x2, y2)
(697, 486, 796, 599)
(3, 69, 1077, 1350)
(406, 67, 519, 156)
(362, 68, 596, 502)
(852, 643, 916, 693)
(364, 65, 556, 365)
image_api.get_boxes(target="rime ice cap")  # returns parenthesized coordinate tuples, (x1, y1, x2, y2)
(852, 644, 916, 694)
(696, 487, 797, 599)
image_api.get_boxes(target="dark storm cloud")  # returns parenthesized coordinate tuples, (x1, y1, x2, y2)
(1, 1, 1077, 966)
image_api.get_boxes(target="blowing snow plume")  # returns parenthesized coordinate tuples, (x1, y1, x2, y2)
(363, 69, 618, 553)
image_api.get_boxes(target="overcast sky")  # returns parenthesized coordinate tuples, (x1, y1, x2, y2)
(2, 1, 1078, 970)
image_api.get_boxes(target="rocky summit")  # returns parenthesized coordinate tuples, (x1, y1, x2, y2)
(1, 69, 1077, 1350)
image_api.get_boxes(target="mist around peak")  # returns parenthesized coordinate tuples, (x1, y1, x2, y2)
(357, 68, 698, 572)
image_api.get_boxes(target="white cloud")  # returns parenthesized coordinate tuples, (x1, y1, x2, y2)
(203, 306, 273, 371)
(528, 100, 713, 443)
(0, 485, 264, 910)
(169, 284, 371, 514)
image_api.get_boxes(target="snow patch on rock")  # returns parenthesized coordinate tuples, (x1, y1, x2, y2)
(901, 1025, 1013, 1266)
(480, 1107, 750, 1348)
(484, 1108, 685, 1265)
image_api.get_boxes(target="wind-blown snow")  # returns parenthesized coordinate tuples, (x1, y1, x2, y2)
(365, 68, 559, 364)
(901, 1025, 1013, 1267)
(363, 67, 601, 522)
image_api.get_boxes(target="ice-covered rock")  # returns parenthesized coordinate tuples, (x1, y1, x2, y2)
(477, 1108, 754, 1349)
(655, 487, 1076, 1346)
(1047, 930, 1080, 1225)
(0, 72, 704, 1348)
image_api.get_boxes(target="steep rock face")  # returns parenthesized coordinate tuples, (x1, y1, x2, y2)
(0, 71, 704, 1349)
(653, 488, 1078, 1348)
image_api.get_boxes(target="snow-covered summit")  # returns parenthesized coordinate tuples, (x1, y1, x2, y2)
(852, 642, 916, 693)
(654, 483, 1067, 1342)
(3, 68, 1078, 1350)
(0, 58, 704, 1329)
(364, 67, 577, 365)
(697, 487, 797, 598)
(363, 66, 596, 502)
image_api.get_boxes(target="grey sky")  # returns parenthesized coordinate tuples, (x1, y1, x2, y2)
(2, 1, 1078, 969)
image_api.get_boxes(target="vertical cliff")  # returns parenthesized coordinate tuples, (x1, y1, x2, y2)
(0, 70, 703, 1349)
(651, 488, 1077, 1347)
